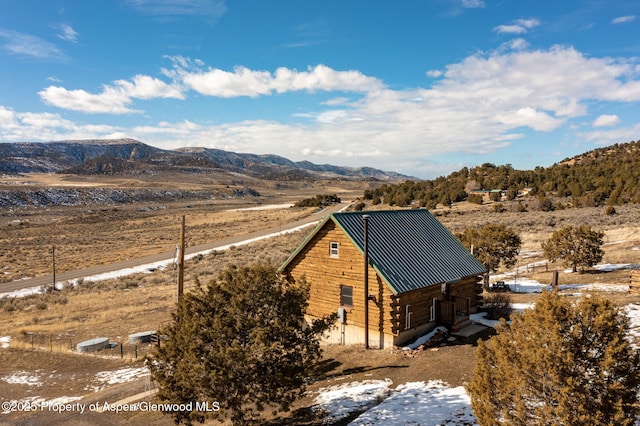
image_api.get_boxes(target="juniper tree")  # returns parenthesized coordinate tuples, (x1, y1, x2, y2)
(456, 224, 521, 273)
(468, 291, 640, 426)
(541, 225, 604, 272)
(147, 263, 334, 425)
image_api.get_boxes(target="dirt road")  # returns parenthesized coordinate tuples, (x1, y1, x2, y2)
(1, 203, 347, 295)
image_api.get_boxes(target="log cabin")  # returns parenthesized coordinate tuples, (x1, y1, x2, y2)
(279, 209, 487, 348)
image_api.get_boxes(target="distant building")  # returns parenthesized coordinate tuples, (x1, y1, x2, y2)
(279, 209, 487, 348)
(519, 187, 532, 196)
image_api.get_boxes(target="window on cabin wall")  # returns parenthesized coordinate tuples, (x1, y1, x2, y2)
(430, 298, 437, 322)
(405, 304, 412, 330)
(329, 241, 339, 258)
(340, 285, 353, 307)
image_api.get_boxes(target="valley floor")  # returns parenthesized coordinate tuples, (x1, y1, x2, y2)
(4, 183, 640, 424)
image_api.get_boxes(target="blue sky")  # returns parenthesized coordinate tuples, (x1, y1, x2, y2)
(0, 0, 639, 179)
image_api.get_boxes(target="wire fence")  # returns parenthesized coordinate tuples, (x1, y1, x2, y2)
(13, 332, 159, 360)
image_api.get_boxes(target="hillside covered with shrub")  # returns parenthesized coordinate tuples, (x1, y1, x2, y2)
(365, 140, 640, 209)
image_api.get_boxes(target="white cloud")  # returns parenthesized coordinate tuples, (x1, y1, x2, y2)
(0, 106, 19, 129)
(593, 114, 620, 127)
(126, 0, 227, 21)
(426, 70, 444, 78)
(8, 43, 640, 178)
(461, 0, 485, 8)
(612, 15, 636, 24)
(0, 105, 121, 141)
(157, 46, 639, 174)
(516, 18, 541, 29)
(495, 107, 564, 131)
(173, 63, 384, 98)
(56, 24, 78, 43)
(0, 29, 66, 60)
(503, 38, 529, 50)
(38, 75, 184, 114)
(315, 110, 360, 124)
(181, 66, 272, 98)
(580, 123, 640, 146)
(493, 25, 527, 34)
(321, 97, 351, 106)
(114, 75, 184, 100)
(39, 86, 140, 114)
(273, 65, 383, 93)
(20, 111, 75, 129)
(494, 18, 540, 35)
(438, 45, 640, 114)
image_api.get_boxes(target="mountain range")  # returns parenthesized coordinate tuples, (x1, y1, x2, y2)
(0, 139, 411, 181)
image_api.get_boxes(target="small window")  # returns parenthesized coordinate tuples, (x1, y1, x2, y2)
(340, 285, 353, 307)
(329, 241, 339, 258)
(430, 299, 437, 322)
(405, 304, 412, 330)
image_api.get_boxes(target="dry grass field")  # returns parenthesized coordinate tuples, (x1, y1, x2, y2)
(3, 173, 640, 424)
(0, 173, 365, 284)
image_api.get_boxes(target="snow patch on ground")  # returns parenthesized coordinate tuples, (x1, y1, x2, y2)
(0, 286, 46, 299)
(488, 274, 632, 295)
(2, 371, 43, 387)
(313, 379, 392, 423)
(471, 303, 535, 328)
(595, 263, 640, 272)
(0, 336, 10, 348)
(88, 367, 149, 391)
(2, 368, 147, 415)
(1, 396, 82, 415)
(519, 249, 542, 259)
(625, 304, 640, 348)
(402, 326, 448, 350)
(349, 380, 476, 426)
(231, 203, 294, 211)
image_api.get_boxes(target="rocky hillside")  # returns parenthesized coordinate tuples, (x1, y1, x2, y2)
(0, 186, 260, 208)
(0, 139, 410, 181)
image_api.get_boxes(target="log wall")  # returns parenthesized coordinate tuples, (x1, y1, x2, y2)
(630, 270, 640, 295)
(283, 221, 396, 336)
(283, 219, 484, 344)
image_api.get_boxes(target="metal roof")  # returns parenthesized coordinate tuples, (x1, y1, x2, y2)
(281, 209, 487, 295)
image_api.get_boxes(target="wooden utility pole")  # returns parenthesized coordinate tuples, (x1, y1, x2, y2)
(363, 215, 370, 349)
(177, 215, 185, 302)
(52, 245, 56, 291)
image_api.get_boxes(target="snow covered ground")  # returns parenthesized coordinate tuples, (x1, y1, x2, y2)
(351, 381, 475, 426)
(313, 379, 393, 423)
(313, 379, 475, 425)
(313, 311, 640, 426)
(231, 203, 295, 211)
(0, 367, 147, 416)
(310, 261, 640, 425)
(0, 336, 10, 348)
(3, 227, 640, 423)
(87, 367, 149, 392)
(2, 371, 43, 387)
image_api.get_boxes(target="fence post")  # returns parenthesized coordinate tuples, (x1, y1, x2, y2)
(120, 342, 124, 359)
